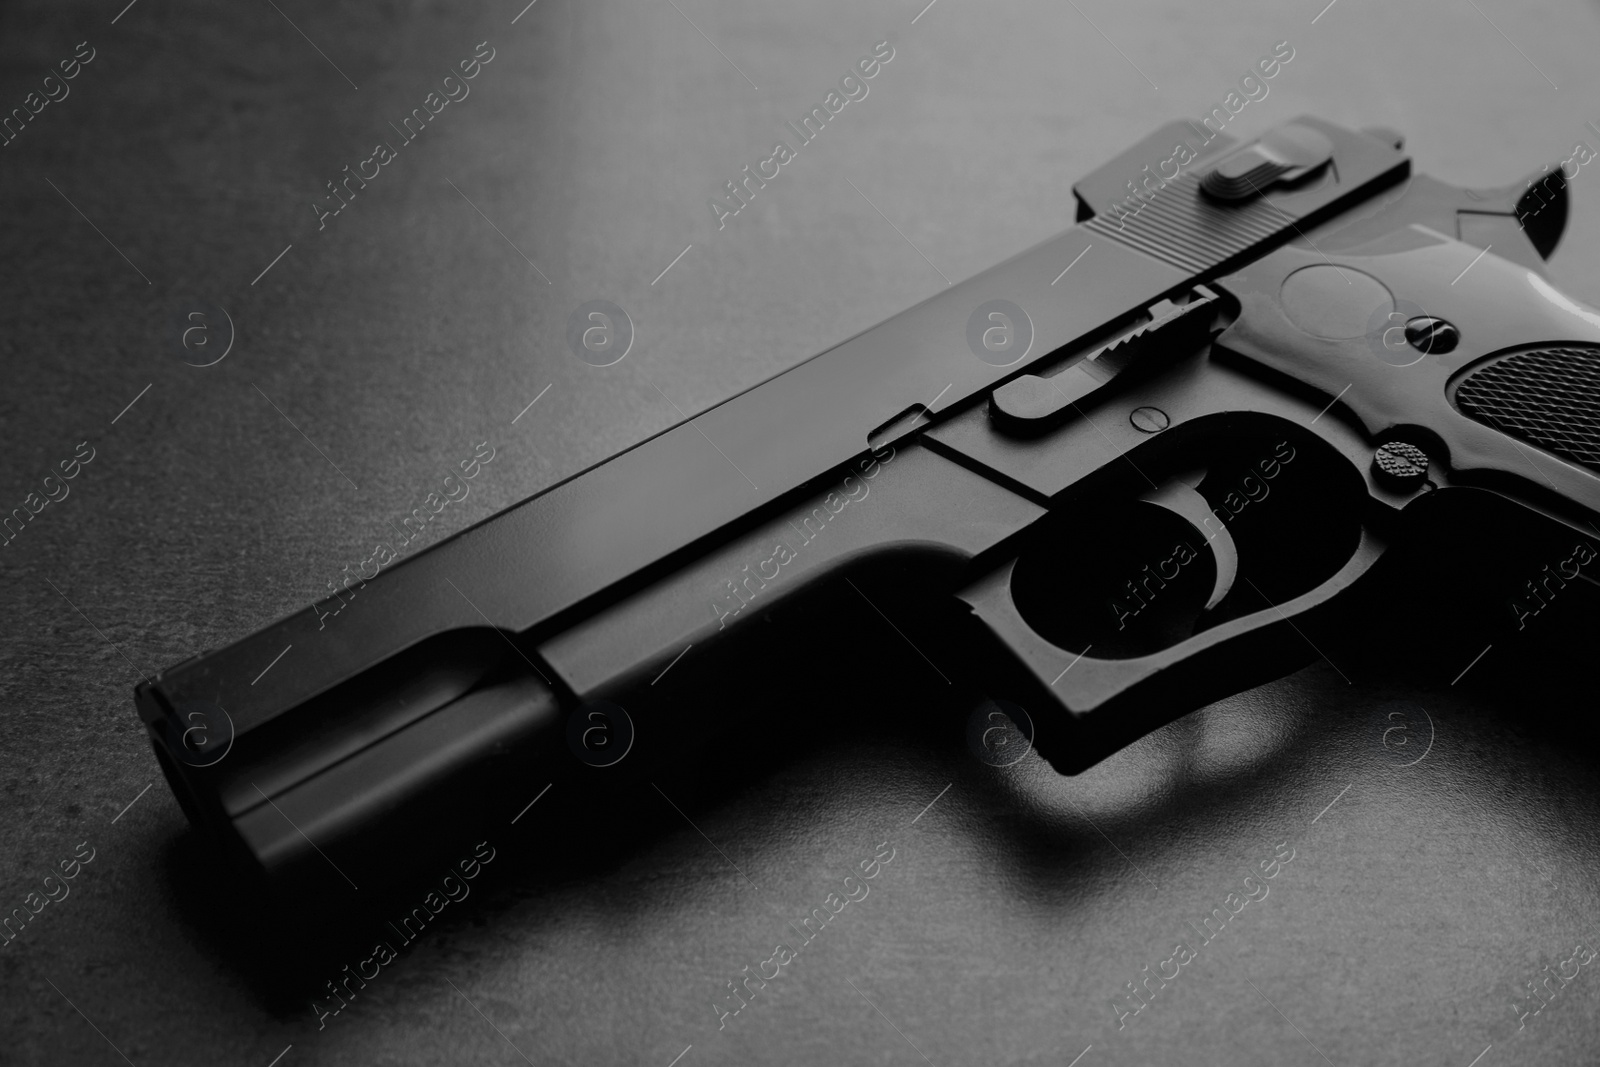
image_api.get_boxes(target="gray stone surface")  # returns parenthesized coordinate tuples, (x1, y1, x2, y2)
(3, 0, 1600, 1063)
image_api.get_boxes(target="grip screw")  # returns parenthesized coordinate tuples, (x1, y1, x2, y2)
(1372, 440, 1431, 489)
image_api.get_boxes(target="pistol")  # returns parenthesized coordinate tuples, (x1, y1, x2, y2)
(135, 116, 1600, 893)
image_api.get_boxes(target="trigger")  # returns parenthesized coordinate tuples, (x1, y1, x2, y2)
(1140, 476, 1237, 612)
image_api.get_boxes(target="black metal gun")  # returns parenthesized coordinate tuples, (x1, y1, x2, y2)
(134, 116, 1600, 894)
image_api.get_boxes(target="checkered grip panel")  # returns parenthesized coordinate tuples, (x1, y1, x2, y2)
(1454, 346, 1600, 472)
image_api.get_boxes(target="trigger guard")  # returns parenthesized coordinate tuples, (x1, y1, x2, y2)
(1140, 477, 1238, 612)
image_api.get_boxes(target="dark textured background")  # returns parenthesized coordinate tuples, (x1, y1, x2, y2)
(4, 0, 1600, 1064)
